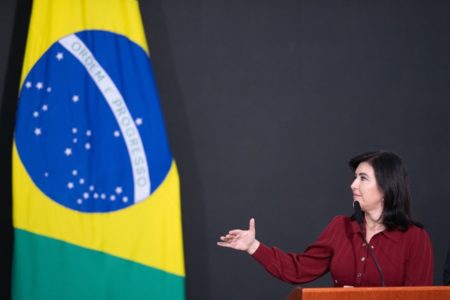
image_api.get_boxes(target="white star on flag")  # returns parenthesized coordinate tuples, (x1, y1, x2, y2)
(115, 186, 123, 194)
(33, 111, 39, 118)
(25, 81, 32, 89)
(42, 104, 48, 111)
(86, 130, 92, 136)
(46, 87, 52, 93)
(72, 95, 79, 103)
(34, 128, 42, 136)
(67, 182, 74, 189)
(56, 52, 64, 61)
(113, 130, 120, 137)
(135, 118, 143, 126)
(36, 82, 43, 90)
(64, 148, 72, 156)
(85, 143, 91, 150)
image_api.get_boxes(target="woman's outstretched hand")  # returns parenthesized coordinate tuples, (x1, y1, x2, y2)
(217, 218, 260, 255)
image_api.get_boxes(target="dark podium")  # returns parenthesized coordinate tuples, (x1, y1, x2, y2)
(286, 286, 450, 300)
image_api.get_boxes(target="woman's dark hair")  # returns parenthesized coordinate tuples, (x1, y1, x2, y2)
(349, 151, 422, 231)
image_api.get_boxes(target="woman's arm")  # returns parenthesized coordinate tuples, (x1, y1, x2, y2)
(249, 217, 343, 284)
(404, 228, 434, 285)
(218, 216, 344, 284)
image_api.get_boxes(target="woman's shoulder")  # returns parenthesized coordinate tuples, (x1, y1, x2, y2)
(398, 224, 433, 254)
(388, 223, 431, 244)
(330, 215, 353, 224)
(404, 223, 431, 238)
(326, 215, 356, 231)
(319, 215, 358, 239)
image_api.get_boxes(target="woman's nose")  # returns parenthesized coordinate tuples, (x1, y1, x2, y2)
(350, 178, 358, 190)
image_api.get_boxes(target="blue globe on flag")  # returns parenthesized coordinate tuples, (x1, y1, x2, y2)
(15, 30, 172, 213)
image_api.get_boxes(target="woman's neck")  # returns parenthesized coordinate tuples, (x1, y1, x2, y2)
(363, 208, 385, 243)
(364, 207, 385, 232)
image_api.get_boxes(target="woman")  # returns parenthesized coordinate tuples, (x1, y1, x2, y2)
(217, 151, 434, 286)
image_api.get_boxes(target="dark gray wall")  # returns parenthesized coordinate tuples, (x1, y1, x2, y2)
(2, 1, 450, 299)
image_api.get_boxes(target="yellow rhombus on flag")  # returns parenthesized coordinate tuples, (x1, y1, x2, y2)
(12, 1, 185, 299)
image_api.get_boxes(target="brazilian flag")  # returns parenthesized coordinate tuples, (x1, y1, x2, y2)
(12, 0, 185, 299)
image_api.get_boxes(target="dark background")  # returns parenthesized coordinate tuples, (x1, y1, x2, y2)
(1, 1, 450, 299)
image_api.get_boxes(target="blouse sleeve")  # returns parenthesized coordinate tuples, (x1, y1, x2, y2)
(251, 216, 344, 284)
(403, 227, 434, 285)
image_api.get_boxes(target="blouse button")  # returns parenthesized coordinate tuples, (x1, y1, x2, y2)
(371, 245, 374, 249)
(361, 256, 366, 262)
(356, 272, 362, 278)
(362, 243, 366, 247)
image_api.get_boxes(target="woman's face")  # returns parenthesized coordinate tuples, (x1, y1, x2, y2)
(350, 162, 384, 212)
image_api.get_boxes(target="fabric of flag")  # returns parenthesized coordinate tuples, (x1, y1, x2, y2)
(12, 1, 185, 299)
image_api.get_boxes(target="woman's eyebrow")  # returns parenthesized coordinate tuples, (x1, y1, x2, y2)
(355, 172, 369, 177)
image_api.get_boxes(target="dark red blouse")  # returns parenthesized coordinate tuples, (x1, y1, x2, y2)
(252, 215, 434, 287)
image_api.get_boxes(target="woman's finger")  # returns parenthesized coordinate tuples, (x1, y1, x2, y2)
(226, 233, 239, 238)
(217, 241, 239, 248)
(249, 218, 255, 232)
